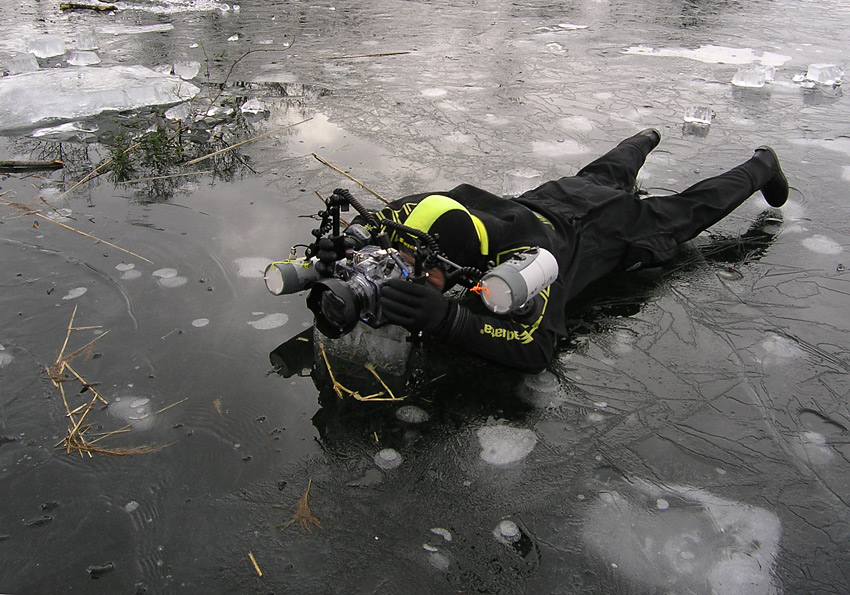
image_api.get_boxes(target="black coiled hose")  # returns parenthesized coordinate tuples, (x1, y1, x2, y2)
(330, 188, 484, 285)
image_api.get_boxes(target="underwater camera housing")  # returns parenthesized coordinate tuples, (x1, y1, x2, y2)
(264, 245, 411, 338)
(305, 245, 409, 338)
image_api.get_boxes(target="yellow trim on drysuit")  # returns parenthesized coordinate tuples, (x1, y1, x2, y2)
(403, 195, 489, 256)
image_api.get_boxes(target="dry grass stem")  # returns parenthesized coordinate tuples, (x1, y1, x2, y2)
(184, 118, 313, 166)
(0, 196, 153, 264)
(327, 51, 412, 61)
(50, 309, 184, 456)
(248, 551, 262, 577)
(279, 479, 322, 532)
(311, 153, 391, 205)
(117, 169, 213, 184)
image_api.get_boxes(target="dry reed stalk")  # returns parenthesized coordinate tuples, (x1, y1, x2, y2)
(50, 308, 185, 456)
(316, 341, 385, 400)
(327, 51, 412, 60)
(0, 196, 153, 264)
(117, 169, 213, 184)
(311, 153, 391, 205)
(184, 118, 313, 166)
(248, 552, 262, 577)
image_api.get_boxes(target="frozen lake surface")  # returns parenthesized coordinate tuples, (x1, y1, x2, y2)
(0, 0, 848, 592)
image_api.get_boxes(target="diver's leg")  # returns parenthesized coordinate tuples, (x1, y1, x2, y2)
(574, 128, 661, 191)
(637, 148, 787, 244)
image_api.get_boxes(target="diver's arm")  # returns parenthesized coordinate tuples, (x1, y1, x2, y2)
(432, 294, 556, 374)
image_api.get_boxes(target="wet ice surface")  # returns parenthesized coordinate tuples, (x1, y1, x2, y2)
(1, 0, 849, 593)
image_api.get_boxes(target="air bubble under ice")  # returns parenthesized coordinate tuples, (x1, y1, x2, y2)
(477, 425, 537, 466)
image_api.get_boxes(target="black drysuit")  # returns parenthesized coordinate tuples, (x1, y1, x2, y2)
(365, 132, 777, 373)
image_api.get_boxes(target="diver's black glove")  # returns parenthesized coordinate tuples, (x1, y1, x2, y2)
(380, 278, 450, 335)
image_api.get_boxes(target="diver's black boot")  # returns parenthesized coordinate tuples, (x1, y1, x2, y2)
(636, 127, 661, 151)
(753, 146, 788, 207)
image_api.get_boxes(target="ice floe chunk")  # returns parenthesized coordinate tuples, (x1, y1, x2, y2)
(192, 318, 210, 328)
(26, 35, 66, 59)
(172, 61, 201, 80)
(0, 65, 199, 131)
(31, 121, 98, 140)
(240, 98, 267, 114)
(477, 425, 537, 465)
(7, 53, 39, 75)
(502, 168, 543, 197)
(805, 63, 843, 86)
(683, 106, 713, 125)
(76, 31, 99, 51)
(67, 51, 101, 67)
(731, 64, 767, 88)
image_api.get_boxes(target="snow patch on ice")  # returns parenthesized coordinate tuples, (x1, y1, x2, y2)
(117, 0, 234, 15)
(421, 88, 448, 98)
(792, 431, 834, 465)
(802, 234, 843, 255)
(624, 45, 791, 67)
(558, 115, 595, 133)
